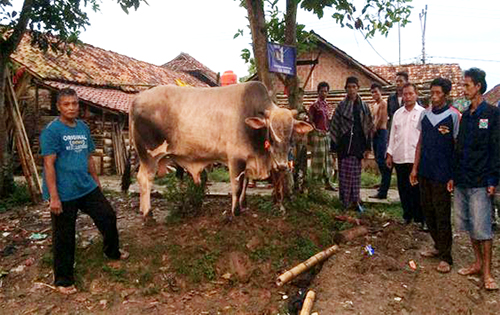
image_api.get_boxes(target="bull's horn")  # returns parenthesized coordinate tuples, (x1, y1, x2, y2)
(270, 121, 282, 143)
(290, 109, 298, 117)
(264, 109, 271, 118)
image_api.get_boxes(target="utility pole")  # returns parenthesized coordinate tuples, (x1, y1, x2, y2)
(398, 2, 401, 65)
(419, 5, 428, 64)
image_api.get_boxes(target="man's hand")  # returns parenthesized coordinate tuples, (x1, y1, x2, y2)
(49, 197, 62, 215)
(447, 180, 454, 193)
(386, 154, 393, 169)
(487, 186, 496, 197)
(409, 169, 418, 186)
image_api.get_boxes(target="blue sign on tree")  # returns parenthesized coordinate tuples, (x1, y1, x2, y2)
(267, 42, 296, 76)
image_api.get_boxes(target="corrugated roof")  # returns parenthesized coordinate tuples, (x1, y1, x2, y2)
(11, 33, 209, 94)
(369, 63, 463, 98)
(485, 84, 500, 106)
(162, 52, 219, 86)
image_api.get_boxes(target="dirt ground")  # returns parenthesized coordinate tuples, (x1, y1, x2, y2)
(1, 187, 500, 314)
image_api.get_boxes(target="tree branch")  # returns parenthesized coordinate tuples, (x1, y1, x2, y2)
(3, 0, 34, 56)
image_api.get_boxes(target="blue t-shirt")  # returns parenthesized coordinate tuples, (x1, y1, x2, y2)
(40, 119, 97, 201)
(417, 105, 459, 183)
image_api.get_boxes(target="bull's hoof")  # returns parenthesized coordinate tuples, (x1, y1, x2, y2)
(279, 204, 286, 216)
(142, 212, 156, 226)
(222, 214, 234, 224)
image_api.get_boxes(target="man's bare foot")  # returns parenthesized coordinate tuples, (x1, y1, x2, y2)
(458, 264, 482, 276)
(420, 248, 439, 258)
(436, 261, 451, 273)
(119, 250, 129, 260)
(57, 285, 77, 295)
(484, 276, 499, 290)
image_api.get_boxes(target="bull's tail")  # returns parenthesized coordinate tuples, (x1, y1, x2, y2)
(121, 109, 134, 192)
(121, 155, 132, 192)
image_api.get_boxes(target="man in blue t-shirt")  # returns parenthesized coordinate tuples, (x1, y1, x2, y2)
(41, 88, 128, 294)
(410, 78, 459, 274)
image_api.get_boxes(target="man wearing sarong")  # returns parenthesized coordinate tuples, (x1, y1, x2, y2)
(330, 77, 374, 211)
(308, 81, 333, 190)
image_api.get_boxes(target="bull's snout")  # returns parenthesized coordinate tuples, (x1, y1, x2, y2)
(272, 159, 289, 171)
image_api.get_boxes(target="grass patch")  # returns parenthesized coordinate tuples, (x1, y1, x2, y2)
(207, 166, 230, 183)
(0, 183, 32, 212)
(167, 244, 219, 283)
(360, 170, 398, 188)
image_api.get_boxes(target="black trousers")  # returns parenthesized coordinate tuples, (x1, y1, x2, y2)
(51, 188, 120, 287)
(394, 163, 424, 223)
(419, 177, 453, 264)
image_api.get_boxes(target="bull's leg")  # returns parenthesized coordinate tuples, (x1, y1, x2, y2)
(137, 163, 156, 218)
(227, 159, 246, 220)
(238, 175, 249, 213)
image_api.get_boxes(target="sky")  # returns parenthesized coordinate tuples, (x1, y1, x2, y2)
(10, 0, 500, 91)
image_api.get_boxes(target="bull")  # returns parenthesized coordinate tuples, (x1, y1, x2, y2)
(122, 81, 313, 219)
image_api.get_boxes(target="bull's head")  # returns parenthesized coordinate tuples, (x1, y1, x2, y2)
(245, 108, 313, 171)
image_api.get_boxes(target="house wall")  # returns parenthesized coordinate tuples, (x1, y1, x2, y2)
(272, 44, 379, 93)
(19, 86, 122, 175)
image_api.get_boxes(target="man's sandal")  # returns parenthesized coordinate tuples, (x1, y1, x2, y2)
(458, 265, 481, 276)
(57, 285, 77, 295)
(484, 277, 499, 290)
(436, 261, 451, 273)
(420, 249, 439, 258)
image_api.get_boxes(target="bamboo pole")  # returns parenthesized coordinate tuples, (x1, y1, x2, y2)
(299, 290, 316, 315)
(276, 244, 339, 287)
(6, 74, 42, 201)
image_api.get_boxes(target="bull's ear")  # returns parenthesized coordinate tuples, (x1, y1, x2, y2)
(245, 117, 267, 129)
(293, 120, 314, 134)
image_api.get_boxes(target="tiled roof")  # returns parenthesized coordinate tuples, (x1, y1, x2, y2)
(369, 63, 463, 98)
(11, 33, 208, 95)
(162, 52, 219, 86)
(41, 81, 134, 113)
(485, 84, 500, 106)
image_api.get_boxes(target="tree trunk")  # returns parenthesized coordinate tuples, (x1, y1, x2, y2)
(0, 54, 8, 197)
(245, 0, 274, 93)
(284, 0, 301, 111)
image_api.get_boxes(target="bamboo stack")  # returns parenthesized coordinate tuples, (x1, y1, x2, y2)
(111, 121, 127, 175)
(6, 74, 42, 202)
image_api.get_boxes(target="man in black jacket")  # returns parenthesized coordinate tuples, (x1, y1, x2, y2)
(387, 71, 409, 132)
(451, 68, 500, 290)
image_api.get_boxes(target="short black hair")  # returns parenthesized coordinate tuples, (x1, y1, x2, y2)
(430, 77, 452, 95)
(464, 68, 487, 94)
(396, 71, 409, 82)
(317, 81, 330, 93)
(57, 88, 78, 103)
(402, 82, 418, 93)
(371, 83, 382, 91)
(344, 76, 359, 89)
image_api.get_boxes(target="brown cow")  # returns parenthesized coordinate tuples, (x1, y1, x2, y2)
(125, 82, 312, 219)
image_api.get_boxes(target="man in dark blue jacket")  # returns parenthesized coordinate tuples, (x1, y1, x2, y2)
(451, 68, 500, 290)
(410, 78, 459, 273)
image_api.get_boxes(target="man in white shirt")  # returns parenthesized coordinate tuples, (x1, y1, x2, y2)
(387, 83, 425, 226)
